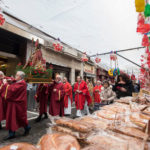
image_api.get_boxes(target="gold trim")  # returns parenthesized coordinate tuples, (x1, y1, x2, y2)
(0, 84, 3, 90)
(4, 85, 9, 100)
(59, 90, 61, 101)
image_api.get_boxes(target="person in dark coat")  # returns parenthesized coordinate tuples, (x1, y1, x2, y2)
(113, 74, 133, 99)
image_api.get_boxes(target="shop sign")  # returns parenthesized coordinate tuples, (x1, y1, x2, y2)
(84, 64, 95, 74)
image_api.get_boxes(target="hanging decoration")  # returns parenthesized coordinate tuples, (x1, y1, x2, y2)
(108, 51, 120, 77)
(81, 52, 88, 62)
(0, 13, 5, 26)
(142, 34, 150, 46)
(131, 74, 136, 80)
(95, 57, 101, 63)
(137, 23, 150, 33)
(137, 13, 145, 25)
(53, 40, 63, 52)
(135, 0, 145, 12)
(135, 0, 150, 90)
(108, 69, 114, 77)
(144, 3, 150, 17)
(110, 52, 117, 61)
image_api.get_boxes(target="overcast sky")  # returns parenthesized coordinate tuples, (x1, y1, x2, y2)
(1, 0, 144, 73)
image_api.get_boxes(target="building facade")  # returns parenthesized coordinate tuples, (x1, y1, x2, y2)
(0, 11, 96, 85)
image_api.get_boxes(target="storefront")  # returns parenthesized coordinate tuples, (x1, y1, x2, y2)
(0, 28, 27, 76)
(46, 63, 71, 82)
(42, 47, 83, 84)
(96, 67, 108, 82)
(84, 63, 96, 83)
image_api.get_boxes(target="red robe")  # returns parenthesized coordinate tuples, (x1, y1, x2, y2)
(93, 85, 102, 103)
(4, 80, 28, 131)
(0, 77, 12, 122)
(0, 80, 6, 122)
(64, 82, 73, 108)
(74, 80, 88, 110)
(49, 81, 64, 116)
(35, 84, 49, 115)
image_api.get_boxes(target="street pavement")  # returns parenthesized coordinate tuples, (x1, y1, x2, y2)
(0, 105, 78, 147)
(0, 111, 50, 147)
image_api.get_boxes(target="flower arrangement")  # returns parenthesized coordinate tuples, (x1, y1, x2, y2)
(16, 62, 52, 79)
(16, 39, 53, 82)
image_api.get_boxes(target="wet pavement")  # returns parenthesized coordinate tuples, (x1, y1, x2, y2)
(0, 111, 50, 147)
(0, 104, 78, 147)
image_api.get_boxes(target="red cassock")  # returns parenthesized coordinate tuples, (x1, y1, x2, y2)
(74, 80, 88, 110)
(0, 77, 12, 122)
(64, 82, 73, 108)
(35, 84, 49, 115)
(49, 82, 64, 116)
(0, 80, 6, 122)
(93, 85, 102, 103)
(4, 80, 28, 131)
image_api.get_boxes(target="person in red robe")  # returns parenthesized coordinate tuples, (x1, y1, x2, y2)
(0, 71, 5, 129)
(93, 80, 102, 111)
(49, 75, 64, 117)
(0, 72, 12, 129)
(74, 76, 88, 117)
(63, 77, 73, 116)
(35, 83, 49, 122)
(3, 71, 31, 140)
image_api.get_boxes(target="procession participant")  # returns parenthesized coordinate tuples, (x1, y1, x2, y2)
(0, 71, 5, 129)
(74, 76, 88, 117)
(35, 83, 49, 122)
(86, 79, 94, 110)
(63, 77, 73, 116)
(49, 74, 64, 117)
(93, 80, 102, 111)
(3, 71, 31, 140)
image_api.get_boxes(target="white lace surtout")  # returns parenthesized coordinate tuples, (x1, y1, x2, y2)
(64, 97, 72, 115)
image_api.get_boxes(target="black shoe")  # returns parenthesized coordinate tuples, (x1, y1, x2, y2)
(35, 115, 42, 122)
(23, 126, 31, 136)
(3, 135, 15, 141)
(44, 113, 48, 119)
(0, 123, 2, 130)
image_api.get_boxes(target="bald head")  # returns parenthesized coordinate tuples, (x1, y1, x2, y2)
(15, 71, 25, 81)
(97, 80, 101, 85)
(56, 74, 62, 82)
(63, 77, 67, 83)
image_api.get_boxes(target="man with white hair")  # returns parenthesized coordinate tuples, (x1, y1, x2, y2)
(49, 74, 64, 116)
(93, 80, 102, 111)
(3, 71, 31, 140)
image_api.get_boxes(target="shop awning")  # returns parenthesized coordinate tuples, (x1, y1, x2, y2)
(84, 72, 96, 78)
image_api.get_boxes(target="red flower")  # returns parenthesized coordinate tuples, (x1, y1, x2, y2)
(142, 35, 150, 47)
(17, 62, 22, 66)
(34, 71, 37, 74)
(29, 62, 32, 66)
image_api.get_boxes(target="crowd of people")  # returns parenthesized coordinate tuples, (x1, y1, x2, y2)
(0, 70, 139, 140)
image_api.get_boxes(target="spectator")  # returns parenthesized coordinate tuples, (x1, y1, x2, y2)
(113, 74, 133, 98)
(101, 80, 116, 106)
